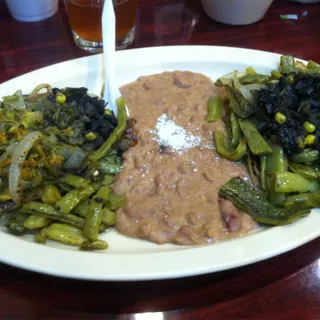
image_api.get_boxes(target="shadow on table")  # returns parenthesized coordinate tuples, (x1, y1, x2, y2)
(0, 237, 319, 318)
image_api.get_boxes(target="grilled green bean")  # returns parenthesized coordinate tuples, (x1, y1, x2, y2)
(106, 192, 125, 210)
(62, 174, 91, 189)
(73, 203, 116, 226)
(34, 227, 49, 244)
(205, 97, 222, 122)
(102, 208, 117, 226)
(290, 149, 320, 163)
(265, 142, 288, 205)
(239, 74, 270, 85)
(41, 185, 61, 205)
(275, 172, 320, 193)
(46, 223, 87, 246)
(289, 163, 319, 180)
(72, 202, 90, 217)
(219, 177, 310, 225)
(224, 85, 252, 118)
(21, 201, 85, 229)
(102, 175, 114, 185)
(307, 60, 320, 72)
(24, 215, 51, 229)
(89, 97, 127, 161)
(229, 112, 241, 149)
(55, 184, 97, 214)
(6, 212, 29, 235)
(80, 240, 108, 251)
(279, 55, 296, 74)
(284, 192, 320, 209)
(238, 119, 272, 155)
(214, 131, 247, 161)
(83, 186, 111, 241)
(271, 70, 282, 80)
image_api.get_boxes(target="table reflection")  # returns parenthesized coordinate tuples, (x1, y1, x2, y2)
(119, 312, 166, 320)
(136, 0, 201, 47)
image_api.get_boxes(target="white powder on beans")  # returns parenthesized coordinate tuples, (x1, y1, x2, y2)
(150, 114, 201, 153)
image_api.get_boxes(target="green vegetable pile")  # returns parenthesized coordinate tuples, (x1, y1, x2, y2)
(207, 56, 320, 226)
(0, 84, 135, 250)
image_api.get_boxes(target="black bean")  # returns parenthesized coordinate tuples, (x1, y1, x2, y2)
(85, 103, 97, 117)
(94, 136, 104, 148)
(99, 126, 111, 139)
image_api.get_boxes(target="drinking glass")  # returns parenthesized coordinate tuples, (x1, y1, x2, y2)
(64, 0, 137, 53)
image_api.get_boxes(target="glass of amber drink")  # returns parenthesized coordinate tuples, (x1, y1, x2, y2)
(64, 0, 137, 53)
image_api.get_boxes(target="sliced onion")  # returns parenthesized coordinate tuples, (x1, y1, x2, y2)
(9, 131, 42, 204)
(29, 84, 52, 101)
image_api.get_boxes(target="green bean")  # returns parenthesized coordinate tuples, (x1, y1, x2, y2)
(228, 112, 241, 149)
(73, 203, 116, 226)
(239, 74, 270, 85)
(214, 131, 247, 161)
(98, 156, 123, 175)
(83, 186, 111, 241)
(271, 70, 282, 80)
(265, 142, 288, 205)
(24, 215, 51, 229)
(260, 155, 267, 191)
(307, 60, 320, 72)
(205, 97, 222, 122)
(290, 149, 320, 163)
(224, 85, 252, 118)
(72, 202, 90, 217)
(246, 66, 257, 75)
(0, 190, 12, 202)
(57, 182, 73, 193)
(5, 212, 29, 235)
(41, 185, 61, 205)
(102, 208, 117, 226)
(219, 177, 310, 225)
(61, 174, 91, 189)
(83, 199, 104, 241)
(55, 184, 97, 214)
(106, 192, 125, 211)
(238, 119, 272, 155)
(284, 192, 320, 209)
(289, 163, 319, 180)
(46, 223, 87, 246)
(279, 55, 296, 74)
(275, 172, 319, 193)
(102, 175, 114, 185)
(88, 97, 127, 161)
(34, 227, 49, 244)
(80, 240, 108, 251)
(21, 201, 85, 228)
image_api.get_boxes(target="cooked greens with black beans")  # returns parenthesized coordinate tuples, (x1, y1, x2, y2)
(213, 56, 320, 226)
(0, 85, 136, 250)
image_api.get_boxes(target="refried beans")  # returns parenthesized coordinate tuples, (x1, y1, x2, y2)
(113, 71, 258, 245)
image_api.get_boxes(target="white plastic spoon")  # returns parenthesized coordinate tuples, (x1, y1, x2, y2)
(102, 0, 120, 115)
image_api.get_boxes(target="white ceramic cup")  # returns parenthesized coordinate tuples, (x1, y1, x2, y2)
(5, 0, 59, 22)
(201, 0, 274, 26)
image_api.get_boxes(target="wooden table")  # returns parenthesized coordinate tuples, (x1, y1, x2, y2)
(0, 0, 320, 319)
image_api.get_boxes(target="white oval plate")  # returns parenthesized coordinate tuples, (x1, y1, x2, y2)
(0, 46, 319, 281)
